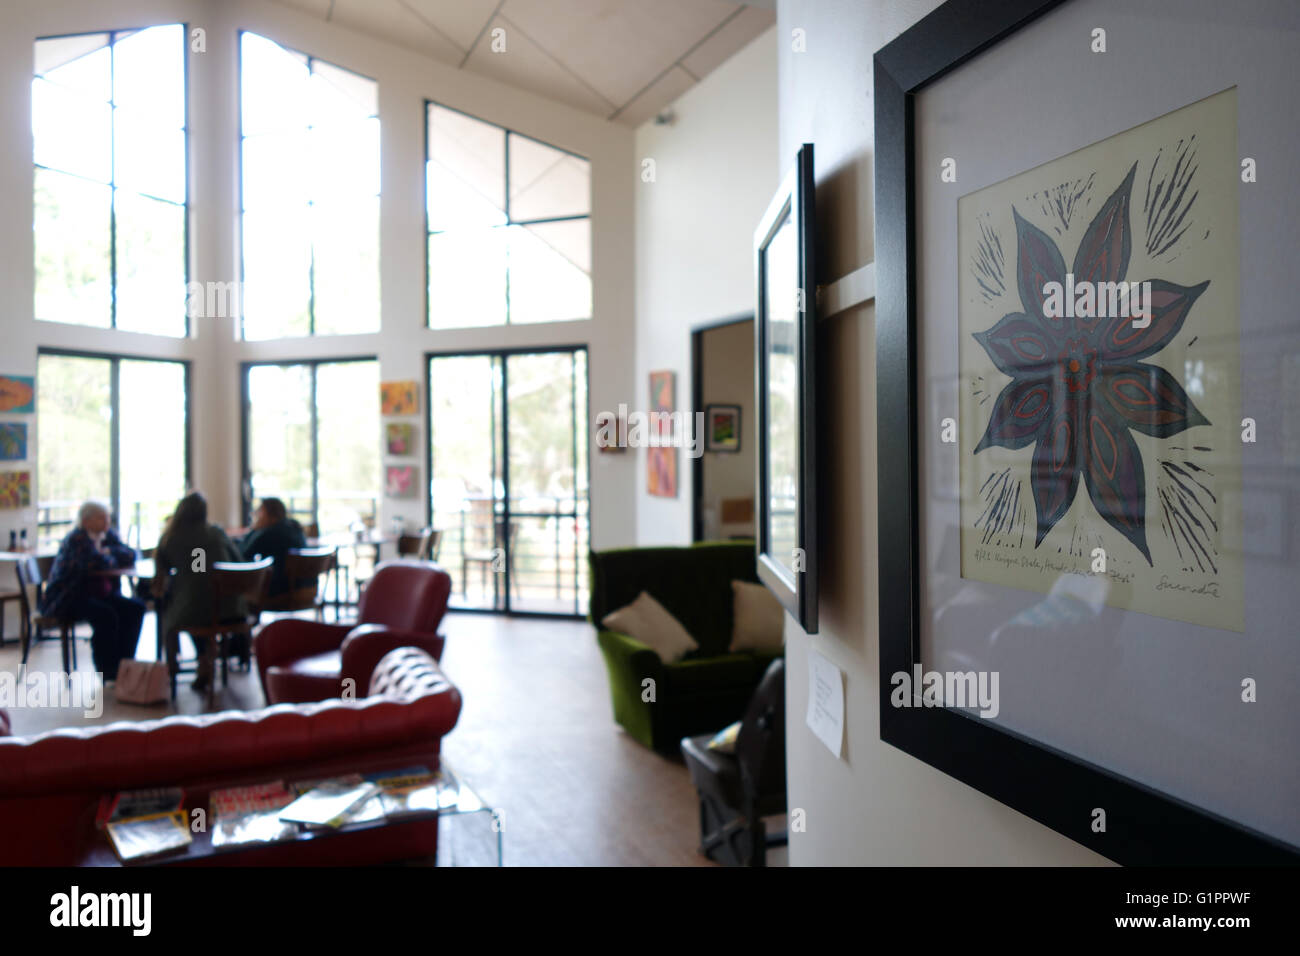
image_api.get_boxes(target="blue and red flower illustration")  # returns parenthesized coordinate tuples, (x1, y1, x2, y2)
(973, 162, 1209, 564)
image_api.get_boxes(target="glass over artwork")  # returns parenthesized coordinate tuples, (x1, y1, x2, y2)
(763, 208, 799, 582)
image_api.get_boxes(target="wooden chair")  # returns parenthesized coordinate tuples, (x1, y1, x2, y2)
(13, 556, 80, 675)
(0, 556, 25, 647)
(254, 546, 337, 621)
(168, 557, 272, 706)
(355, 530, 439, 599)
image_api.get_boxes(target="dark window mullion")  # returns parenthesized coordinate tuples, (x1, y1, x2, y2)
(108, 31, 118, 330)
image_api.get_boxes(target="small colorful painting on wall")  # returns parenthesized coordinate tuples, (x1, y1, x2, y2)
(0, 423, 27, 461)
(386, 423, 414, 456)
(386, 465, 417, 498)
(0, 471, 31, 509)
(381, 381, 418, 416)
(0, 376, 35, 414)
(647, 370, 677, 498)
(705, 405, 741, 453)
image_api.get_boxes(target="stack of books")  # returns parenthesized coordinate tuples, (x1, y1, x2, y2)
(96, 788, 192, 864)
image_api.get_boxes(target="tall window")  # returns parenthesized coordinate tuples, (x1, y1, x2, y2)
(243, 359, 379, 532)
(36, 352, 189, 549)
(426, 104, 591, 329)
(240, 33, 379, 340)
(33, 26, 188, 337)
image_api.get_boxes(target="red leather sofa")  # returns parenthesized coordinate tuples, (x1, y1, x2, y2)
(0, 647, 461, 866)
(256, 560, 452, 704)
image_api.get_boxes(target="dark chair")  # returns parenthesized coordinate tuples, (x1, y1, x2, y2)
(462, 520, 518, 609)
(13, 556, 80, 675)
(680, 658, 787, 867)
(168, 557, 272, 706)
(0, 557, 24, 647)
(254, 546, 337, 621)
(355, 530, 439, 597)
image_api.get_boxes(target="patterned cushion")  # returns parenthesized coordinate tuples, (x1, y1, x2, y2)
(369, 646, 446, 701)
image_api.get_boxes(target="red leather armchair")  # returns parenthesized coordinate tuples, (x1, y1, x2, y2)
(255, 560, 452, 705)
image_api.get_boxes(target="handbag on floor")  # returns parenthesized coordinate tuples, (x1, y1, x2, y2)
(115, 659, 171, 705)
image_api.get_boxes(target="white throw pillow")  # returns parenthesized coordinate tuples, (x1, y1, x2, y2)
(729, 580, 786, 652)
(601, 591, 699, 663)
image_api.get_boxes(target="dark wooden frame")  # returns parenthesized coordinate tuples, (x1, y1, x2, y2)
(690, 313, 751, 542)
(754, 144, 817, 634)
(704, 405, 742, 453)
(874, 0, 1297, 864)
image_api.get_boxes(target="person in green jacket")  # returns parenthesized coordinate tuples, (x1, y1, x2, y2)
(152, 492, 244, 692)
(237, 497, 308, 597)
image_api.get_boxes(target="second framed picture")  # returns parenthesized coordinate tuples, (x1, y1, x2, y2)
(705, 404, 741, 453)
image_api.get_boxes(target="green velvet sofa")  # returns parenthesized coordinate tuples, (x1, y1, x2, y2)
(589, 542, 783, 754)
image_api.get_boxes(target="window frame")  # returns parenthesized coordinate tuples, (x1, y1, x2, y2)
(239, 355, 380, 529)
(35, 347, 192, 547)
(32, 24, 192, 338)
(423, 100, 593, 330)
(236, 30, 381, 341)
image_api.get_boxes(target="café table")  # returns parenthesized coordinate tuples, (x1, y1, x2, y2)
(308, 532, 398, 608)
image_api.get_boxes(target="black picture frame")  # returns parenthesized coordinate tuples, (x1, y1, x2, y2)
(705, 404, 742, 453)
(874, 0, 1297, 865)
(755, 144, 817, 634)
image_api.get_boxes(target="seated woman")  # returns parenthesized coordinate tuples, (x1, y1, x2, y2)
(238, 497, 308, 598)
(39, 501, 145, 681)
(152, 492, 244, 692)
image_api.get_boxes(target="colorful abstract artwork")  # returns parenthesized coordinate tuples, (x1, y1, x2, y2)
(380, 381, 418, 416)
(0, 376, 35, 414)
(0, 471, 31, 509)
(386, 465, 417, 498)
(386, 423, 414, 456)
(958, 88, 1242, 632)
(0, 423, 26, 461)
(647, 371, 677, 497)
(706, 405, 741, 453)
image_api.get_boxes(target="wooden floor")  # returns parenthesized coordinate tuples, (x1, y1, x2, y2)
(0, 611, 787, 866)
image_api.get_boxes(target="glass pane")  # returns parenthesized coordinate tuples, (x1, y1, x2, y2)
(506, 222, 591, 324)
(316, 361, 380, 534)
(32, 77, 111, 181)
(428, 228, 507, 329)
(119, 359, 187, 549)
(35, 34, 110, 99)
(242, 130, 310, 209)
(247, 365, 314, 521)
(242, 206, 311, 340)
(115, 190, 186, 337)
(763, 212, 799, 580)
(310, 117, 379, 199)
(34, 168, 111, 327)
(113, 25, 184, 127)
(427, 104, 505, 231)
(309, 59, 377, 125)
(240, 32, 309, 136)
(508, 134, 590, 221)
(312, 198, 379, 335)
(115, 107, 185, 203)
(507, 352, 588, 614)
(36, 354, 112, 549)
(430, 355, 503, 609)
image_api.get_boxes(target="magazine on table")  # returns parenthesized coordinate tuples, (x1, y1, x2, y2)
(106, 810, 192, 863)
(280, 775, 381, 829)
(95, 787, 185, 830)
(209, 781, 297, 848)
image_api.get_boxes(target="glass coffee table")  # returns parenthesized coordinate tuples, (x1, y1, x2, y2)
(435, 763, 502, 867)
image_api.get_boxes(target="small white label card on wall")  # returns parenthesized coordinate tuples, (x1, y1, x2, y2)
(805, 648, 844, 758)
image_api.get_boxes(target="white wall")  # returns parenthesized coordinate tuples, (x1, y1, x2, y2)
(776, 0, 1109, 865)
(633, 28, 778, 545)
(0, 0, 637, 553)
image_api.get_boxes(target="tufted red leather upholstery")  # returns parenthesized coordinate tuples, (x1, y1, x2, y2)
(0, 649, 460, 866)
(255, 560, 451, 704)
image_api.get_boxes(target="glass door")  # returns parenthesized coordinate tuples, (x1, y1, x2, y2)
(429, 348, 588, 615)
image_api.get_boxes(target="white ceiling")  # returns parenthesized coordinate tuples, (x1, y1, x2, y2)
(271, 0, 775, 125)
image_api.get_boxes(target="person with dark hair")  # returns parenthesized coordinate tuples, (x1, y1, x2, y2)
(39, 501, 144, 681)
(152, 491, 244, 691)
(238, 497, 307, 598)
